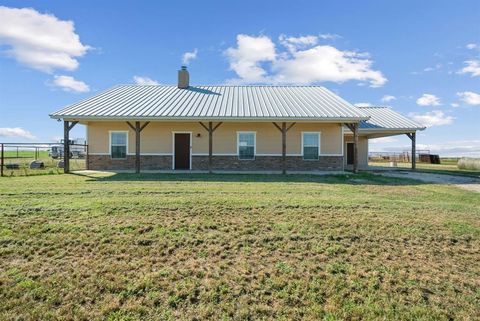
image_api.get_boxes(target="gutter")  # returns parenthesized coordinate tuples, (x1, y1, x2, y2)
(49, 115, 371, 122)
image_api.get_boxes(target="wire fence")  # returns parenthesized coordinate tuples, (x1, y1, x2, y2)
(0, 142, 88, 177)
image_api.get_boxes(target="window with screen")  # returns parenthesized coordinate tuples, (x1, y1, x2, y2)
(110, 132, 127, 159)
(302, 132, 319, 160)
(238, 132, 255, 160)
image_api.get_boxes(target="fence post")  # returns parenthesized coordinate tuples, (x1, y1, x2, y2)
(1, 143, 3, 177)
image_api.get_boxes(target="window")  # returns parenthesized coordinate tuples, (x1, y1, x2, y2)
(237, 132, 255, 160)
(110, 131, 127, 159)
(302, 132, 320, 160)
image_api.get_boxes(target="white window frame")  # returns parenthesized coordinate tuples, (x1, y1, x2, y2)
(109, 130, 129, 159)
(237, 131, 256, 160)
(301, 131, 321, 160)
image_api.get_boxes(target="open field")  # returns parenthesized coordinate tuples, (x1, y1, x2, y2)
(369, 160, 480, 178)
(0, 173, 479, 320)
(2, 150, 50, 158)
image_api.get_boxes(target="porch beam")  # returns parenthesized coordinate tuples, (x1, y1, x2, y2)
(126, 121, 135, 131)
(140, 121, 150, 132)
(68, 121, 78, 131)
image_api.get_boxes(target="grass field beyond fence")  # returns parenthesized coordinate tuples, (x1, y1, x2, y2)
(0, 173, 479, 320)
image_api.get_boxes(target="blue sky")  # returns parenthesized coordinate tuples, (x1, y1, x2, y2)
(0, 1, 479, 155)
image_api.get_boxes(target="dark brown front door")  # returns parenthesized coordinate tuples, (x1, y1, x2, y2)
(174, 133, 190, 170)
(346, 143, 355, 165)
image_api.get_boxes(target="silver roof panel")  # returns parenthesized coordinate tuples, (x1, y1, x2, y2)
(358, 106, 425, 130)
(50, 85, 369, 121)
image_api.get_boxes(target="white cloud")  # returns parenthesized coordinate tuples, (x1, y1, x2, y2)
(370, 137, 398, 144)
(466, 43, 478, 50)
(381, 95, 396, 102)
(182, 48, 198, 65)
(279, 34, 318, 52)
(451, 103, 460, 108)
(0, 127, 35, 139)
(225, 34, 276, 83)
(354, 102, 372, 107)
(272, 45, 386, 87)
(224, 34, 387, 87)
(0, 6, 90, 73)
(458, 60, 480, 77)
(318, 33, 341, 40)
(133, 75, 159, 85)
(52, 75, 89, 93)
(416, 94, 441, 106)
(457, 91, 480, 106)
(409, 110, 454, 127)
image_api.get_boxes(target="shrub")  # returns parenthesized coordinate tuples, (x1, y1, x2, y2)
(457, 158, 480, 170)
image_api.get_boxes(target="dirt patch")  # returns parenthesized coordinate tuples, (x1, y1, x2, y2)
(377, 171, 480, 193)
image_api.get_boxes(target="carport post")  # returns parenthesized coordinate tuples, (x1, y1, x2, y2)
(1, 143, 4, 177)
(406, 132, 416, 170)
(63, 120, 78, 173)
(353, 123, 359, 174)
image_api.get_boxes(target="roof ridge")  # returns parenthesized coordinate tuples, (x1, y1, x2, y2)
(118, 84, 328, 88)
(357, 106, 392, 109)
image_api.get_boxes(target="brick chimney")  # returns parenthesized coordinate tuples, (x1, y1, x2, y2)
(178, 66, 189, 89)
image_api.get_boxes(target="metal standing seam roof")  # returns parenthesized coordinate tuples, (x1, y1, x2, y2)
(358, 106, 425, 130)
(50, 85, 370, 121)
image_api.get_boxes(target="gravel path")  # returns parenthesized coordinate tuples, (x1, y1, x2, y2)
(377, 171, 480, 193)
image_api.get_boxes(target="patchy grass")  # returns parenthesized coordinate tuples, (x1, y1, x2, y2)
(0, 172, 479, 320)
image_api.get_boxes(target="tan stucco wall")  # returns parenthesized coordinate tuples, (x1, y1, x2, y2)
(87, 121, 344, 155)
(344, 136, 368, 167)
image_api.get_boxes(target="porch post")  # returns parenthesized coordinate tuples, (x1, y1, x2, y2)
(281, 122, 286, 175)
(1, 143, 4, 177)
(135, 121, 141, 173)
(208, 122, 213, 173)
(64, 121, 70, 173)
(273, 122, 295, 175)
(127, 121, 150, 174)
(199, 122, 222, 173)
(353, 123, 359, 174)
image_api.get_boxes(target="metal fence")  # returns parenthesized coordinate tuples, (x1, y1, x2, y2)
(0, 142, 88, 177)
(368, 150, 432, 164)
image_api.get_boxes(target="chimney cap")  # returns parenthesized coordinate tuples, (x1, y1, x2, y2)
(181, 65, 187, 70)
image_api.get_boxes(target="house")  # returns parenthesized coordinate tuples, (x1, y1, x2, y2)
(50, 67, 425, 173)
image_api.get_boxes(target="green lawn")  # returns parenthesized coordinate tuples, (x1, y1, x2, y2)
(0, 173, 479, 320)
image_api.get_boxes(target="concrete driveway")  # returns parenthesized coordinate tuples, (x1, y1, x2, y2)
(376, 171, 480, 193)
